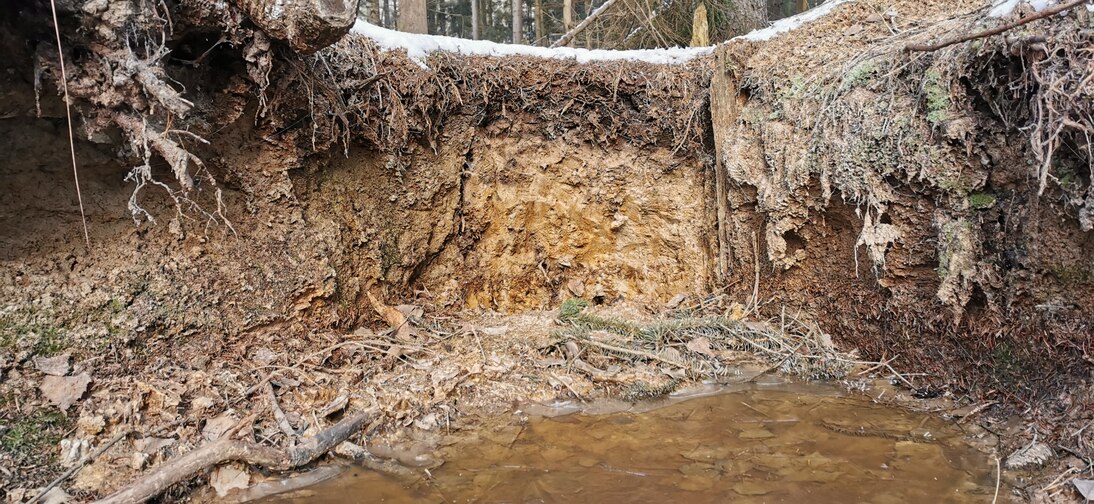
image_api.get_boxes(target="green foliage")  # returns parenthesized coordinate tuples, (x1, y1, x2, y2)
(0, 318, 66, 356)
(558, 298, 590, 320)
(841, 61, 877, 90)
(1, 409, 69, 464)
(968, 192, 996, 210)
(1051, 265, 1093, 286)
(924, 69, 951, 125)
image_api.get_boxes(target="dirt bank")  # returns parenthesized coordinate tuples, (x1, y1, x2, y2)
(0, 0, 1091, 501)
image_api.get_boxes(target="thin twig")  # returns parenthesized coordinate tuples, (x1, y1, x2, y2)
(991, 456, 1001, 504)
(266, 381, 300, 438)
(48, 0, 90, 248)
(905, 0, 1089, 52)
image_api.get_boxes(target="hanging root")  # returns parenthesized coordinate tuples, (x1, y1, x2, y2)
(113, 113, 234, 233)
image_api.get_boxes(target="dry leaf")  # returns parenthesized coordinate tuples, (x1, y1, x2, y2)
(686, 337, 716, 357)
(34, 353, 71, 376)
(318, 392, 349, 417)
(395, 304, 423, 320)
(666, 293, 687, 309)
(209, 463, 250, 497)
(39, 487, 72, 504)
(367, 291, 411, 340)
(40, 373, 91, 410)
(202, 413, 239, 441)
(1072, 479, 1094, 500)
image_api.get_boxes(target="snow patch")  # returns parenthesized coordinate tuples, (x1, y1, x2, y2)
(738, 0, 851, 41)
(349, 0, 851, 66)
(987, 0, 1085, 17)
(350, 20, 712, 66)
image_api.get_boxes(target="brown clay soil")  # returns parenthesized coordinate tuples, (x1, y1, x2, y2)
(0, 0, 1091, 502)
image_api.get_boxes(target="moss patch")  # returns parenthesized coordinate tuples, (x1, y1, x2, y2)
(0, 318, 67, 356)
(924, 69, 950, 125)
(0, 408, 70, 466)
(968, 192, 997, 210)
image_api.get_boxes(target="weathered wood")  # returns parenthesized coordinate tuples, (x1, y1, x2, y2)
(231, 0, 361, 53)
(93, 410, 373, 504)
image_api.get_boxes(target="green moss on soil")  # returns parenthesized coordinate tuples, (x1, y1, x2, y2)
(968, 192, 996, 210)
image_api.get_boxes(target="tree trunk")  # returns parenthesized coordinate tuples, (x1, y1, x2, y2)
(726, 0, 767, 36)
(534, 0, 545, 45)
(471, 0, 480, 39)
(690, 2, 709, 47)
(370, 0, 381, 23)
(584, 0, 594, 48)
(512, 0, 523, 43)
(399, 0, 428, 33)
(563, 0, 573, 45)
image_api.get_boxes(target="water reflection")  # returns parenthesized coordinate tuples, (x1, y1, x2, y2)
(265, 384, 994, 503)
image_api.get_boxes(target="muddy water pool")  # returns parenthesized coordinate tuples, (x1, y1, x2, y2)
(265, 383, 995, 503)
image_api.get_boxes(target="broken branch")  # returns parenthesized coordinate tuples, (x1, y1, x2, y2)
(93, 409, 374, 504)
(905, 0, 1089, 52)
(551, 0, 622, 48)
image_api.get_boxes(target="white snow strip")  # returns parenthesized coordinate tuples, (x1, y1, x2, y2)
(349, 0, 851, 66)
(351, 20, 712, 66)
(987, 0, 1086, 17)
(738, 0, 851, 41)
(988, 0, 1022, 17)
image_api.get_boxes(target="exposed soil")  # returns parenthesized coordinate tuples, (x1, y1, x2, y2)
(0, 0, 1091, 502)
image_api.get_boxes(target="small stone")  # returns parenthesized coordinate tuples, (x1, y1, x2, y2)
(76, 415, 105, 436)
(566, 279, 585, 297)
(34, 353, 71, 376)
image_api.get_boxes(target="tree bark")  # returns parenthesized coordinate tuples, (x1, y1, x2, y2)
(399, 0, 428, 33)
(563, 0, 573, 45)
(726, 0, 767, 36)
(471, 0, 480, 39)
(512, 0, 523, 43)
(534, 0, 545, 45)
(370, 0, 381, 23)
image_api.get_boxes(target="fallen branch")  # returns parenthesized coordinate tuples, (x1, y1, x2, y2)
(905, 0, 1089, 52)
(551, 0, 621, 48)
(266, 381, 300, 438)
(93, 409, 374, 504)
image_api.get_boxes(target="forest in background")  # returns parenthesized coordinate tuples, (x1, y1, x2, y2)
(357, 0, 825, 48)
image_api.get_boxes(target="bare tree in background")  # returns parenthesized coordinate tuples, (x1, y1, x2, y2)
(400, 0, 428, 33)
(512, 0, 523, 42)
(535, 0, 546, 45)
(563, 0, 574, 45)
(472, 0, 481, 38)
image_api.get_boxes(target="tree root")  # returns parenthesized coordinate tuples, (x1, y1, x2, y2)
(93, 409, 374, 504)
